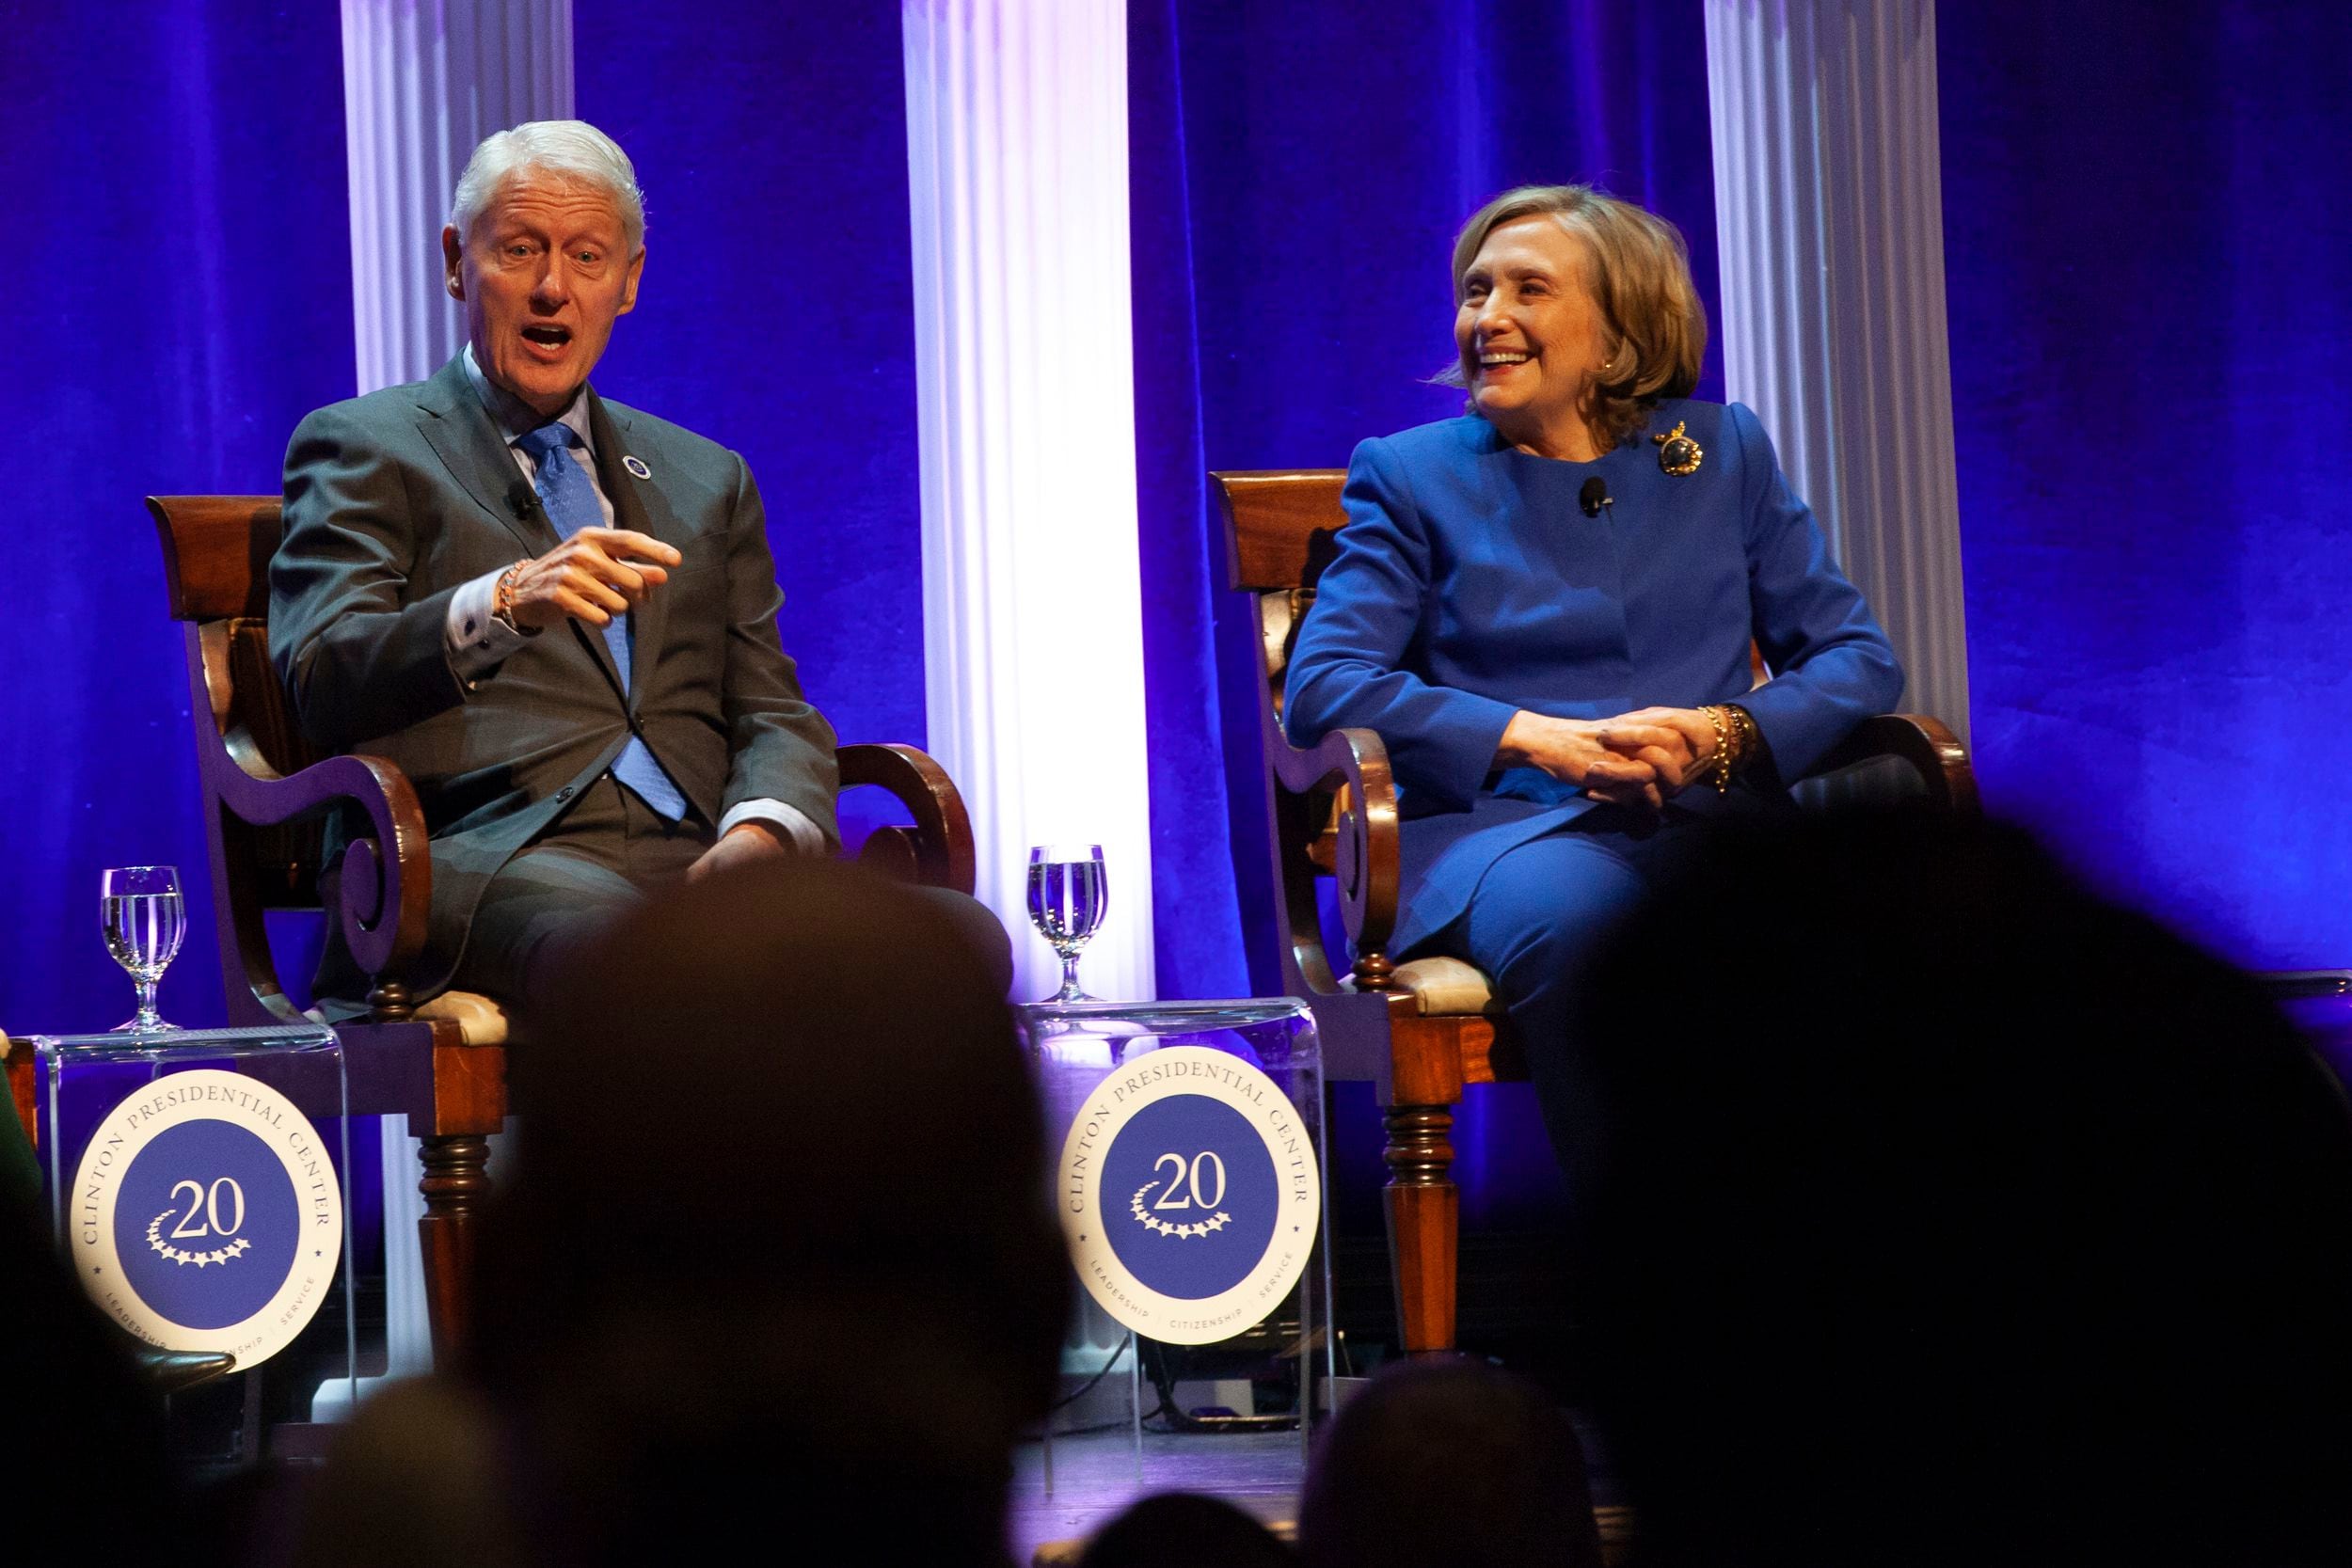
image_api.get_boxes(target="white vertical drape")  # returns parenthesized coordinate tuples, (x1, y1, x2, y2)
(338, 0, 572, 1389)
(1704, 0, 1971, 737)
(902, 0, 1157, 1006)
(343, 0, 573, 394)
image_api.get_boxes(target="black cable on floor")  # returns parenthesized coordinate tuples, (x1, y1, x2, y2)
(1049, 1331, 1134, 1412)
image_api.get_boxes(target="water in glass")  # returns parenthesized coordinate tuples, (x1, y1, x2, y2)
(1027, 844, 1106, 1003)
(101, 865, 184, 1033)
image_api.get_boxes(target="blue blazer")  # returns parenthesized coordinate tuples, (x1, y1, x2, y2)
(1283, 400, 1904, 957)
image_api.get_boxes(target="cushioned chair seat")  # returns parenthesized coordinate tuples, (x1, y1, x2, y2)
(307, 990, 510, 1047)
(1386, 957, 1499, 1017)
(416, 990, 510, 1047)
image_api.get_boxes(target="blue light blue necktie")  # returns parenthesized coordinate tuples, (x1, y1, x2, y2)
(516, 421, 690, 822)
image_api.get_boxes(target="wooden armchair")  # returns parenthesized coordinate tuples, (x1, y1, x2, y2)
(1211, 468, 1977, 1356)
(129, 494, 977, 1361)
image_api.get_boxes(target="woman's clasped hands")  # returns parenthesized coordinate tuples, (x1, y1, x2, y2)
(1496, 707, 1724, 813)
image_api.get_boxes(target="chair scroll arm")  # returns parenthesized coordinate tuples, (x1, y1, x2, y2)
(1810, 712, 1979, 816)
(1272, 724, 1401, 989)
(836, 742, 977, 895)
(203, 736, 433, 984)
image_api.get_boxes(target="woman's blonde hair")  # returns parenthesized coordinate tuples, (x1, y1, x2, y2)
(1442, 183, 1707, 451)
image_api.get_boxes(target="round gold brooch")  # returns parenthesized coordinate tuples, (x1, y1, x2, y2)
(1653, 420, 1703, 476)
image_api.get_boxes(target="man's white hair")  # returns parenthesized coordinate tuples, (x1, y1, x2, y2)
(450, 120, 646, 254)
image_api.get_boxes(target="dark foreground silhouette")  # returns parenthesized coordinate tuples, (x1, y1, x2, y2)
(294, 859, 1066, 1568)
(1565, 812, 2352, 1568)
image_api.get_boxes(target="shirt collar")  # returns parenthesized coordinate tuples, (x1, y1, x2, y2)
(462, 343, 596, 456)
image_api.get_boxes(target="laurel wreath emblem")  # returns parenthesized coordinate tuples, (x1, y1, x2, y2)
(146, 1212, 252, 1269)
(1131, 1183, 1232, 1239)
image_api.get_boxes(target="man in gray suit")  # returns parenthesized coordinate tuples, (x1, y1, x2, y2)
(272, 120, 979, 1008)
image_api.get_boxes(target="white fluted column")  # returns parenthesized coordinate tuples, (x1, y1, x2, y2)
(1705, 0, 1971, 738)
(336, 0, 570, 1394)
(343, 0, 573, 391)
(903, 0, 1157, 1006)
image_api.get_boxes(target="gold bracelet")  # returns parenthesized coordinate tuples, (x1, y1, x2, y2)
(1727, 705, 1760, 779)
(1703, 705, 1731, 795)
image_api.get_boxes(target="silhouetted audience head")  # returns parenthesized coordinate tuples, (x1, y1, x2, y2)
(1295, 1356, 1601, 1568)
(463, 859, 1065, 1565)
(1078, 1492, 1295, 1567)
(1566, 813, 2352, 1567)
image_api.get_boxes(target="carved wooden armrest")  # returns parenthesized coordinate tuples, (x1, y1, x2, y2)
(837, 742, 977, 895)
(1270, 724, 1400, 992)
(204, 721, 432, 1009)
(1806, 712, 1979, 816)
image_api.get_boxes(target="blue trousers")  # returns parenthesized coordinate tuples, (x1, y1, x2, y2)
(1409, 798, 1780, 1165)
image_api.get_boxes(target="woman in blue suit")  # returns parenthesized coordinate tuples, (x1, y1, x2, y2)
(1284, 184, 1902, 1156)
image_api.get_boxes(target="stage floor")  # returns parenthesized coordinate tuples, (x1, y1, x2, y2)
(1007, 1426, 1304, 1563)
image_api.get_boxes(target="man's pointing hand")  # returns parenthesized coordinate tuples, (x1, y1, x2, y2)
(506, 527, 682, 630)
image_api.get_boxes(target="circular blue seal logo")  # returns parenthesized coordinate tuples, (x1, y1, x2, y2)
(115, 1120, 303, 1329)
(1059, 1046, 1321, 1344)
(1101, 1095, 1279, 1301)
(70, 1069, 343, 1367)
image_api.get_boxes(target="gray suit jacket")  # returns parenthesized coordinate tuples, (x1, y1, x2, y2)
(270, 355, 840, 997)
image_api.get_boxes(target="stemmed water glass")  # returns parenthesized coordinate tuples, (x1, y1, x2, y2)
(102, 864, 185, 1034)
(1026, 844, 1107, 1004)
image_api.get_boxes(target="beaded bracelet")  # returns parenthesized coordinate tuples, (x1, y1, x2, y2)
(491, 562, 532, 637)
(1703, 705, 1732, 795)
(1728, 705, 1761, 775)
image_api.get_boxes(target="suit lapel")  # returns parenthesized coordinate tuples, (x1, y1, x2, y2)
(411, 356, 561, 559)
(587, 390, 678, 703)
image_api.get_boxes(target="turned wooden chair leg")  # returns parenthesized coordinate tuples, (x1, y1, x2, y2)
(418, 1133, 492, 1366)
(1383, 1102, 1459, 1355)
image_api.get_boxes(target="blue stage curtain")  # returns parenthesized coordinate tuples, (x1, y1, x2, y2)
(0, 4, 352, 1033)
(575, 0, 927, 848)
(1939, 4, 2352, 968)
(1128, 0, 1722, 1226)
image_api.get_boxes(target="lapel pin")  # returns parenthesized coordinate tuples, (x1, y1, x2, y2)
(1652, 420, 1703, 476)
(622, 454, 652, 481)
